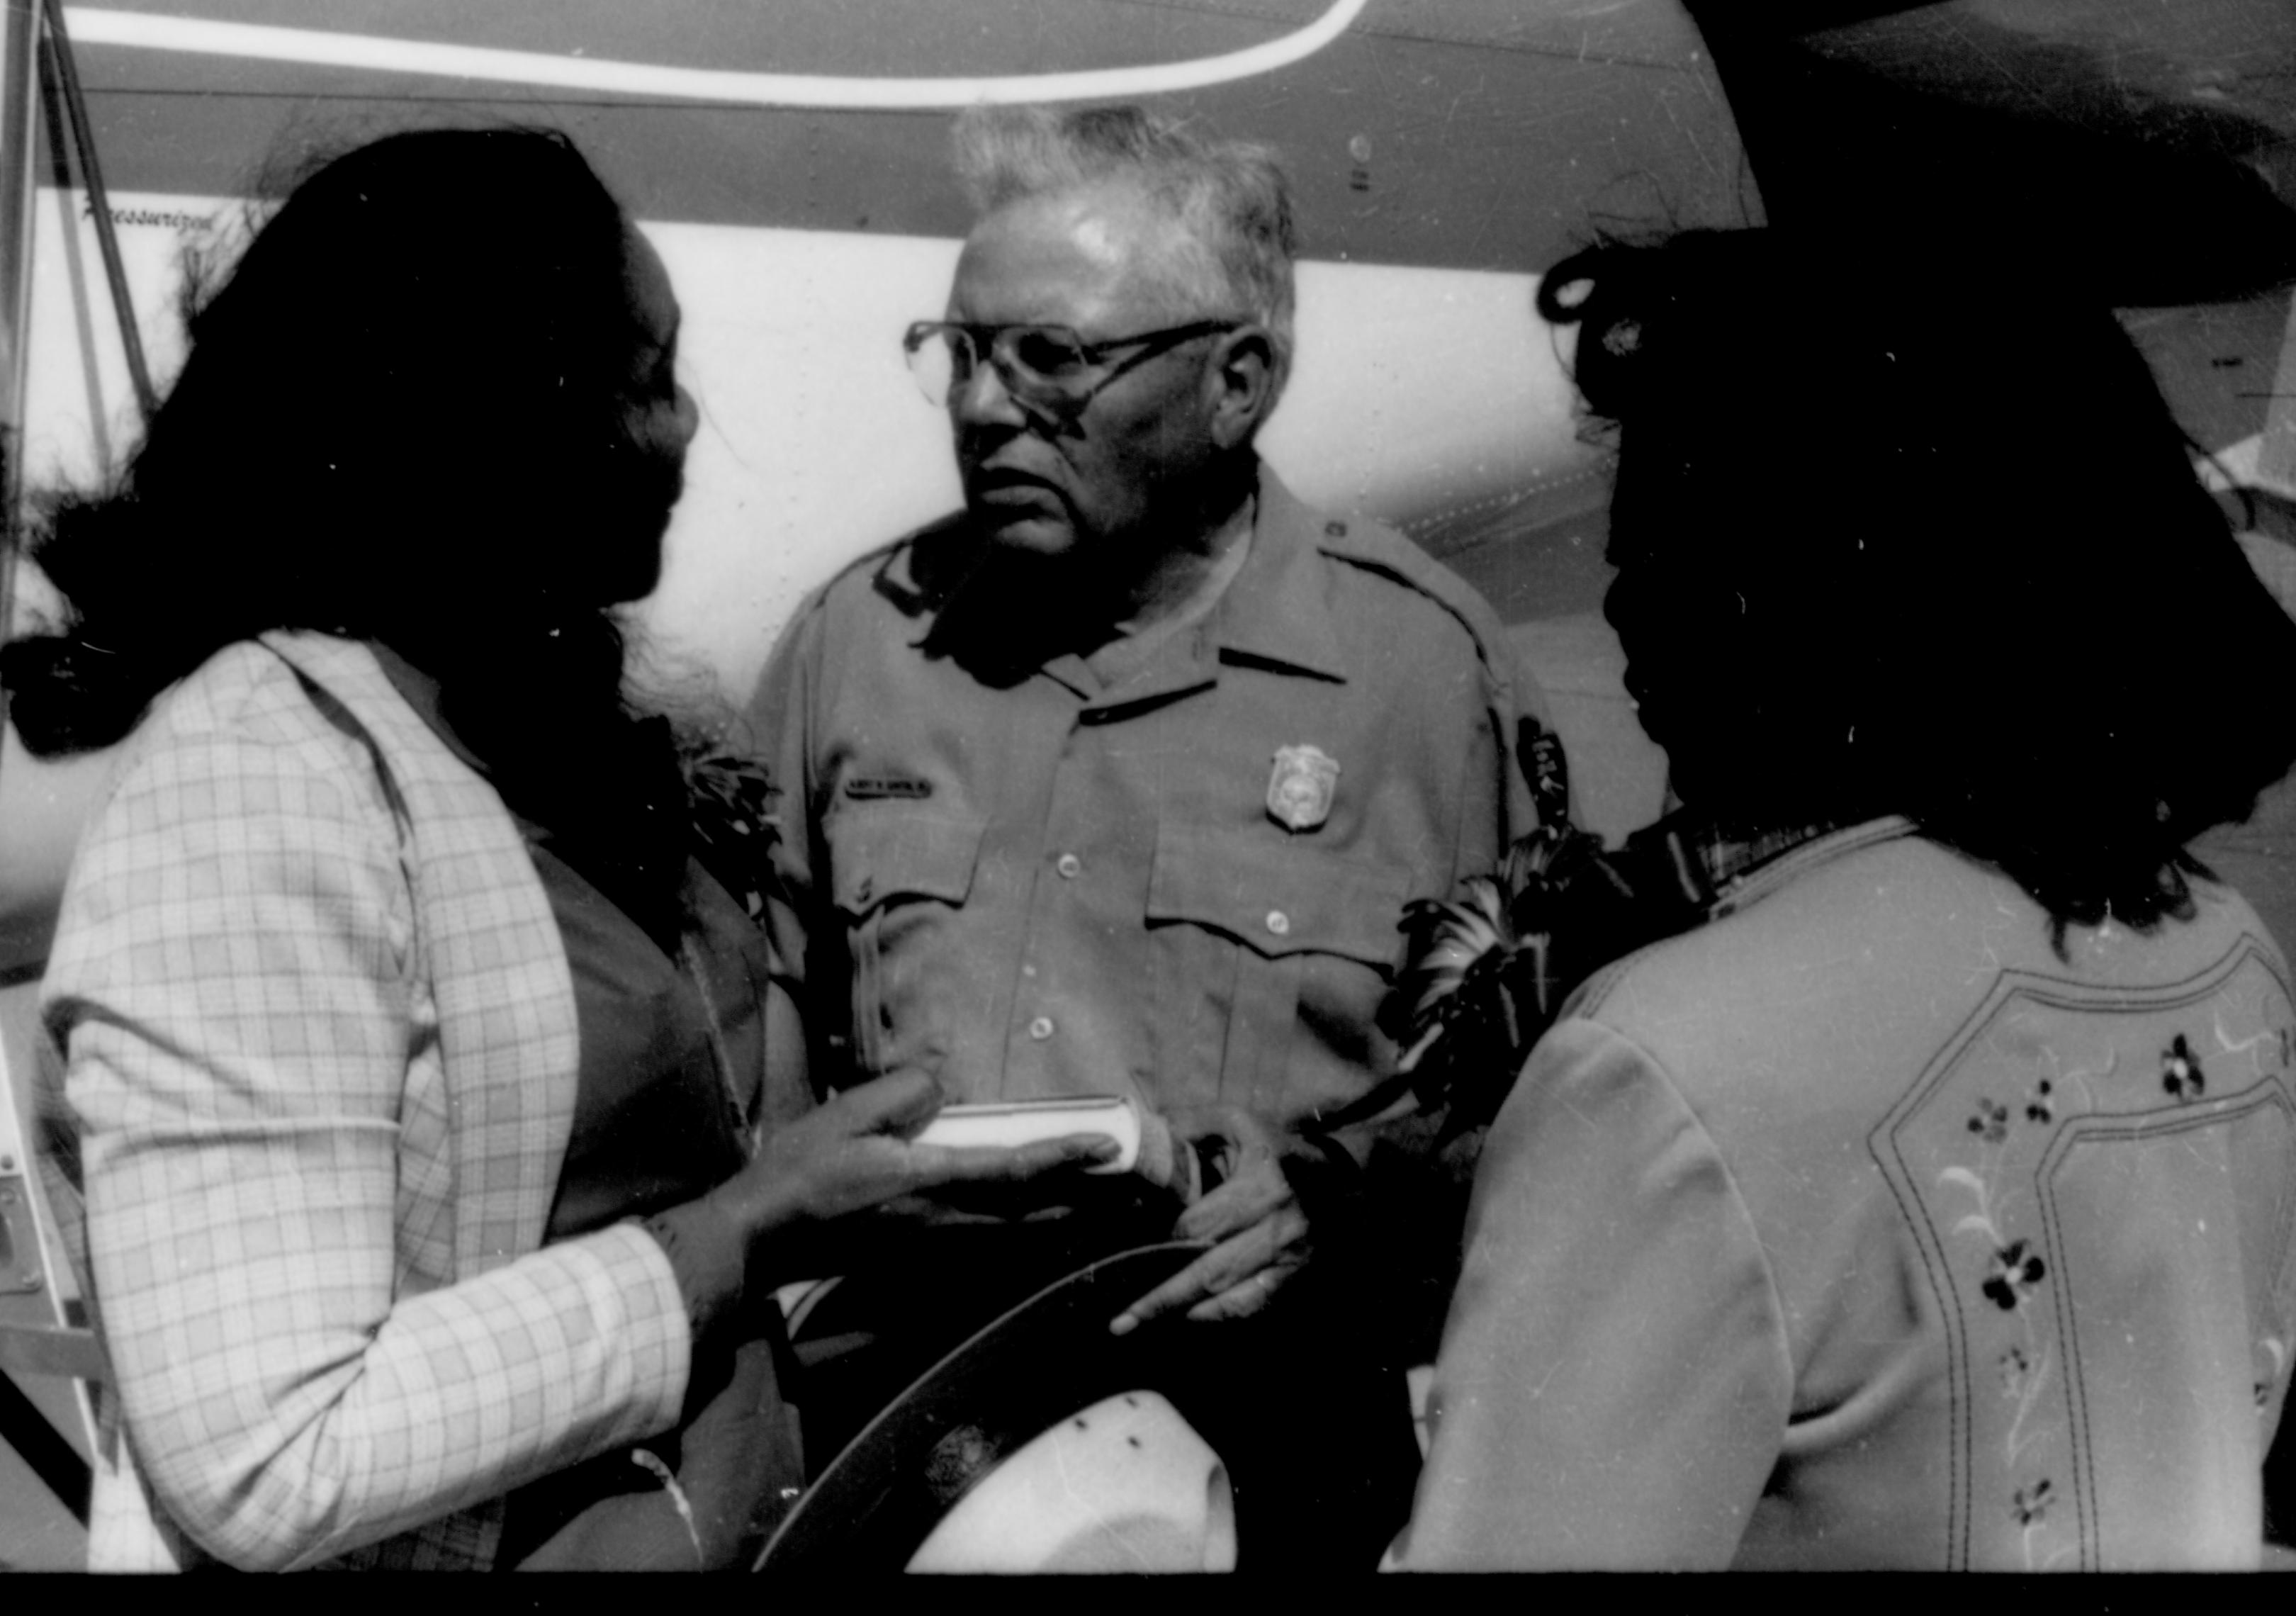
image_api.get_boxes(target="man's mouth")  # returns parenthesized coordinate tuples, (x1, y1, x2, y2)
(969, 468, 1064, 511)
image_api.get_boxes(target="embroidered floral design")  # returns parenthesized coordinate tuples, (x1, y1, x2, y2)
(1997, 1345, 2033, 1397)
(2034, 1040, 2117, 1120)
(1941, 1169, 2054, 1435)
(2023, 1078, 2054, 1126)
(1966, 1097, 2010, 1144)
(2012, 1478, 2054, 1527)
(2161, 1033, 2206, 1101)
(1939, 1085, 2069, 1567)
(1983, 1240, 2048, 1311)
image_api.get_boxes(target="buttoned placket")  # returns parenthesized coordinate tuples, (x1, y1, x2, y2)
(994, 627, 1221, 1096)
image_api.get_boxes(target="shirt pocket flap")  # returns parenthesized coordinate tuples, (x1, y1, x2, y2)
(828, 810, 988, 916)
(1147, 825, 1414, 966)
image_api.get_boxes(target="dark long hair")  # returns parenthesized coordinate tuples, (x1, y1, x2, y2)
(1538, 228, 2296, 935)
(3, 126, 694, 946)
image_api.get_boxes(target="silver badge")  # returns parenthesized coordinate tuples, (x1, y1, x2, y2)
(1266, 744, 1339, 833)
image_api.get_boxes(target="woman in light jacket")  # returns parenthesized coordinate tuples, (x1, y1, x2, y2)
(1391, 230, 2296, 1570)
(7, 126, 1102, 1571)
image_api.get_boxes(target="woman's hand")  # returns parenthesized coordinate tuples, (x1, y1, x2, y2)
(709, 1070, 1118, 1283)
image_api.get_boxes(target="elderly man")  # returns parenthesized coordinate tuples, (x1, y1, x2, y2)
(745, 104, 1546, 1563)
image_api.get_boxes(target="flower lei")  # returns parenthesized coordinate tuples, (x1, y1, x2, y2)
(675, 736, 780, 921)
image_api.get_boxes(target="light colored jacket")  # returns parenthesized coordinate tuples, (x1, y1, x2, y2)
(43, 632, 690, 1571)
(1395, 820, 2296, 1569)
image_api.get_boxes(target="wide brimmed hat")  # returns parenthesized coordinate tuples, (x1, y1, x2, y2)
(758, 1242, 1237, 1572)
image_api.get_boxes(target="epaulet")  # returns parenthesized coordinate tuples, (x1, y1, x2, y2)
(799, 510, 971, 622)
(1315, 512, 1514, 672)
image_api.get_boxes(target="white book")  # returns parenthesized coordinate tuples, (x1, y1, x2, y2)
(912, 1095, 1141, 1175)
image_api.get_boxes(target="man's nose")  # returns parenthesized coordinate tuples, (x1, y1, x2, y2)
(950, 354, 1032, 430)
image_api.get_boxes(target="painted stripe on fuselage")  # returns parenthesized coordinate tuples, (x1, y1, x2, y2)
(62, 1, 1367, 106)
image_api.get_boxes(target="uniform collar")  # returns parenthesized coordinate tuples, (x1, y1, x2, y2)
(893, 464, 1354, 693)
(873, 509, 975, 619)
(1201, 466, 1351, 685)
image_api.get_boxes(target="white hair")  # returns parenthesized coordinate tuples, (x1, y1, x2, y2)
(952, 104, 1297, 390)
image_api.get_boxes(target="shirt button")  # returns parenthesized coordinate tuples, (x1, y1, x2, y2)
(1055, 853, 1083, 879)
(1265, 910, 1290, 936)
(1028, 1016, 1055, 1040)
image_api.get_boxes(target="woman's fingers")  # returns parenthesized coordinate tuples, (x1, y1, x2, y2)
(744, 1111, 1118, 1247)
(828, 1069, 945, 1135)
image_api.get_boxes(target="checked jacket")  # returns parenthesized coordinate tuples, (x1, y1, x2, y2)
(42, 632, 692, 1571)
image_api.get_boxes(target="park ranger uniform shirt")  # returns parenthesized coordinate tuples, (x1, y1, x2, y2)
(744, 468, 1541, 1143)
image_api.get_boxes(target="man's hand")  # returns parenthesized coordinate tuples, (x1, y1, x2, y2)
(1108, 1106, 1324, 1334)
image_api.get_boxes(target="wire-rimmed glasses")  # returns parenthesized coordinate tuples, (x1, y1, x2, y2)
(902, 318, 1239, 417)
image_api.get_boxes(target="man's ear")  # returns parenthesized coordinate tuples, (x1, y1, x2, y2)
(1205, 325, 1279, 450)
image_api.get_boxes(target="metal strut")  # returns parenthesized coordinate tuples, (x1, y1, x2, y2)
(0, 0, 133, 1539)
(39, 0, 152, 424)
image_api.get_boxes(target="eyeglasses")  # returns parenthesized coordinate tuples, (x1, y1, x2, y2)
(902, 318, 1238, 417)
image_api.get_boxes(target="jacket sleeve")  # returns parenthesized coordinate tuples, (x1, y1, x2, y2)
(1388, 1015, 1794, 1569)
(45, 673, 691, 1571)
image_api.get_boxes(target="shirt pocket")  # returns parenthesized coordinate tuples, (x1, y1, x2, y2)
(826, 808, 989, 1072)
(1146, 823, 1414, 1111)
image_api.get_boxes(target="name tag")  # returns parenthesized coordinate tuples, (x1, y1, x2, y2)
(843, 775, 934, 801)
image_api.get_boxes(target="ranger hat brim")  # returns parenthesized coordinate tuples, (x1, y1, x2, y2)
(758, 1241, 1233, 1572)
